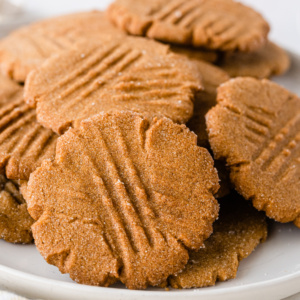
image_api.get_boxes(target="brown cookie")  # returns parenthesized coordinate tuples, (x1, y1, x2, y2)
(108, 0, 269, 52)
(206, 78, 300, 226)
(168, 193, 268, 288)
(0, 74, 58, 180)
(24, 111, 219, 289)
(187, 60, 229, 147)
(170, 45, 218, 63)
(0, 11, 124, 82)
(24, 37, 202, 134)
(0, 172, 34, 244)
(219, 41, 290, 78)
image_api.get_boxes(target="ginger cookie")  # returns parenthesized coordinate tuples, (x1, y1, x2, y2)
(206, 78, 300, 226)
(0, 172, 34, 244)
(168, 193, 268, 288)
(0, 74, 58, 180)
(108, 0, 269, 52)
(187, 60, 229, 147)
(170, 45, 218, 63)
(219, 41, 290, 78)
(0, 11, 124, 82)
(24, 37, 202, 134)
(24, 111, 219, 289)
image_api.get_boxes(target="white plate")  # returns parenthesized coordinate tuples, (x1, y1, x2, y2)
(0, 1, 300, 300)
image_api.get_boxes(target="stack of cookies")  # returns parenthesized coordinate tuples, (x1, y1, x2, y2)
(0, 0, 298, 291)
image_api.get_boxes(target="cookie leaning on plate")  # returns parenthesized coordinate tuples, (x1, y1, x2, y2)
(0, 11, 124, 82)
(168, 192, 268, 288)
(24, 111, 220, 289)
(206, 78, 300, 226)
(24, 37, 202, 134)
(108, 0, 270, 52)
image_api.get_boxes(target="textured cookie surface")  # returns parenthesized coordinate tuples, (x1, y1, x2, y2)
(169, 193, 267, 288)
(0, 11, 124, 82)
(25, 111, 219, 289)
(187, 60, 229, 147)
(206, 78, 300, 226)
(219, 41, 290, 78)
(0, 74, 58, 180)
(24, 37, 202, 134)
(108, 0, 269, 51)
(0, 172, 34, 243)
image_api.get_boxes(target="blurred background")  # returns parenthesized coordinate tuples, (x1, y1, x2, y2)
(0, 0, 299, 53)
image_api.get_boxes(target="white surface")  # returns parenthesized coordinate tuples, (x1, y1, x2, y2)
(0, 1, 300, 300)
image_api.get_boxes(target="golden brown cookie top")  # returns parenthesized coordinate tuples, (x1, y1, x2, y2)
(0, 11, 124, 82)
(0, 172, 34, 244)
(24, 37, 202, 134)
(108, 0, 269, 51)
(0, 74, 58, 180)
(24, 111, 219, 289)
(219, 41, 290, 78)
(206, 78, 300, 226)
(169, 193, 268, 288)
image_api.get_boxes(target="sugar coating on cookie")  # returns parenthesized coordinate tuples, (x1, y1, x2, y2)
(219, 41, 290, 78)
(24, 37, 202, 134)
(206, 78, 300, 226)
(0, 11, 124, 82)
(0, 172, 34, 244)
(169, 193, 267, 288)
(0, 74, 58, 180)
(108, 0, 269, 52)
(24, 111, 219, 289)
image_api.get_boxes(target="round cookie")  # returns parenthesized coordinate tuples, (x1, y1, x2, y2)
(0, 11, 124, 82)
(0, 74, 58, 180)
(24, 111, 219, 289)
(108, 0, 269, 52)
(168, 193, 268, 288)
(206, 78, 300, 226)
(24, 37, 202, 134)
(0, 172, 34, 244)
(219, 41, 290, 78)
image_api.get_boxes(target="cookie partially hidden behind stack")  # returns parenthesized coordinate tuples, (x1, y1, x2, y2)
(108, 0, 269, 52)
(218, 41, 290, 78)
(168, 193, 268, 288)
(0, 11, 124, 82)
(24, 111, 220, 289)
(0, 74, 58, 180)
(186, 60, 229, 147)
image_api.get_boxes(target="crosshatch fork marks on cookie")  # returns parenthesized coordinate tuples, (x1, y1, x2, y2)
(24, 38, 202, 134)
(0, 76, 58, 180)
(25, 112, 220, 289)
(206, 77, 300, 225)
(108, 0, 270, 51)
